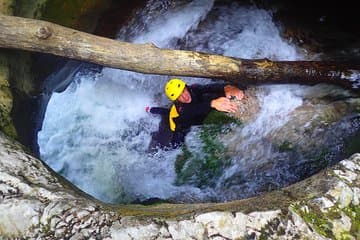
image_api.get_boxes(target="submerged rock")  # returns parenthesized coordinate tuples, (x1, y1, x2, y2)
(174, 84, 360, 202)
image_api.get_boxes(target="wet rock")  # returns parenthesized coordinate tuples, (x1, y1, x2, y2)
(110, 223, 161, 240)
(0, 75, 19, 141)
(0, 2, 17, 138)
(167, 220, 205, 240)
(332, 212, 352, 239)
(195, 211, 247, 239)
(0, 131, 359, 239)
(228, 86, 261, 123)
(327, 181, 354, 209)
(353, 188, 360, 205)
(0, 199, 40, 236)
(313, 197, 335, 212)
(4, 0, 113, 148)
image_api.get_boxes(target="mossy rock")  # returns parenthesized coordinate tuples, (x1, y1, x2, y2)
(293, 202, 360, 239)
(175, 112, 240, 188)
(344, 132, 360, 156)
(14, 0, 111, 32)
(3, 0, 112, 143)
(203, 110, 240, 125)
(0, 0, 14, 14)
(343, 204, 360, 237)
(276, 140, 295, 152)
(0, 53, 17, 139)
(293, 204, 335, 238)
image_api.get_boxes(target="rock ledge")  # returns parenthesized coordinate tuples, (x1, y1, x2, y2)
(0, 132, 358, 239)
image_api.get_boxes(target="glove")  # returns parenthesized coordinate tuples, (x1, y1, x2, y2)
(145, 106, 150, 113)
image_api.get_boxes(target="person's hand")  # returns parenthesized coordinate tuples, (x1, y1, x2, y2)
(224, 85, 244, 100)
(211, 97, 238, 113)
(145, 106, 150, 113)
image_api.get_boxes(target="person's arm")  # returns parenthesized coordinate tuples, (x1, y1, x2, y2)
(190, 83, 227, 95)
(178, 86, 239, 117)
(210, 97, 238, 113)
(146, 107, 168, 115)
(192, 83, 244, 101)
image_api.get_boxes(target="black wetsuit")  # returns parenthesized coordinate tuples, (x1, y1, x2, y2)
(148, 83, 226, 150)
(173, 83, 226, 131)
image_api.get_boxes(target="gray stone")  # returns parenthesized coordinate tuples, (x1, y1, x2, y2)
(312, 197, 335, 213)
(0, 199, 40, 237)
(352, 187, 360, 205)
(195, 211, 246, 239)
(333, 169, 358, 184)
(167, 220, 205, 240)
(327, 181, 353, 209)
(341, 156, 360, 171)
(332, 212, 352, 240)
(0, 132, 359, 239)
(110, 223, 160, 240)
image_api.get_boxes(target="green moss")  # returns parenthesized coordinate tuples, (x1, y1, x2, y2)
(339, 233, 356, 240)
(292, 204, 335, 238)
(312, 149, 331, 169)
(344, 132, 360, 156)
(292, 202, 359, 239)
(277, 141, 295, 152)
(40, 0, 110, 32)
(14, 0, 110, 32)
(356, 104, 360, 113)
(0, 0, 13, 14)
(41, 223, 51, 234)
(0, 53, 17, 139)
(174, 113, 239, 188)
(14, 0, 48, 18)
(203, 110, 241, 125)
(343, 204, 360, 238)
(1, 123, 17, 139)
(175, 146, 192, 175)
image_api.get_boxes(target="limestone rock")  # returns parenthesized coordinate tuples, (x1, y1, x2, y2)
(0, 132, 359, 239)
(167, 220, 205, 240)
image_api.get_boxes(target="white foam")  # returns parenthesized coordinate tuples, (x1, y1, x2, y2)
(39, 2, 306, 203)
(133, 0, 214, 48)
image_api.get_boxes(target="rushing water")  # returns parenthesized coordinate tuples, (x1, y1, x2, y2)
(38, 0, 360, 203)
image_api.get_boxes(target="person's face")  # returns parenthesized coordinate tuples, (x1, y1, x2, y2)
(177, 87, 192, 103)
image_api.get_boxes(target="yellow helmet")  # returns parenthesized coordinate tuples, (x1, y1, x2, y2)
(165, 78, 186, 101)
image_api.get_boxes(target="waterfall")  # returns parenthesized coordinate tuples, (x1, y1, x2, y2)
(38, 1, 357, 203)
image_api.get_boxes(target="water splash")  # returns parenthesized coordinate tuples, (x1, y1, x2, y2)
(181, 4, 300, 60)
(38, 1, 357, 204)
(132, 0, 214, 48)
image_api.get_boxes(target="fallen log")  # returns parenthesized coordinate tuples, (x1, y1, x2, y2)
(0, 14, 359, 90)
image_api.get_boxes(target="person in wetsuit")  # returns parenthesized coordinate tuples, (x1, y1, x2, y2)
(147, 78, 244, 150)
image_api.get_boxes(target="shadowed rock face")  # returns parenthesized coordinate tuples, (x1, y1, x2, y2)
(245, 0, 360, 60)
(0, 0, 115, 148)
(0, 1, 17, 139)
(0, 131, 358, 239)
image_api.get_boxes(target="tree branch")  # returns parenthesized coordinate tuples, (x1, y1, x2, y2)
(0, 14, 359, 89)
